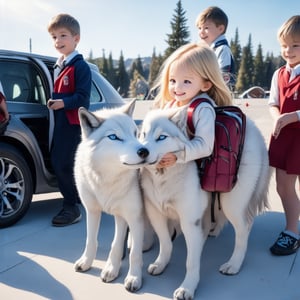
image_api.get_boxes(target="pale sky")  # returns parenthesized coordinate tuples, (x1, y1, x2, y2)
(0, 0, 298, 60)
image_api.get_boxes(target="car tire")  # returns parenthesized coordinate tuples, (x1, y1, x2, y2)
(0, 143, 33, 228)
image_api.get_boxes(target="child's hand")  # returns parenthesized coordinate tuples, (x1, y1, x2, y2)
(157, 152, 177, 168)
(273, 112, 298, 139)
(47, 99, 64, 110)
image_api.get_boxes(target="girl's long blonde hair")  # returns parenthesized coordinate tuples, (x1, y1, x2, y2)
(153, 42, 232, 108)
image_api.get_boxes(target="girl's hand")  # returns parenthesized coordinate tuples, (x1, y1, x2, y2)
(157, 152, 177, 168)
(273, 112, 298, 139)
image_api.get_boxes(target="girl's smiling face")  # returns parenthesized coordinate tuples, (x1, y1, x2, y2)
(168, 61, 212, 106)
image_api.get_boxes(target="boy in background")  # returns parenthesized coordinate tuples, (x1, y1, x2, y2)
(196, 6, 236, 91)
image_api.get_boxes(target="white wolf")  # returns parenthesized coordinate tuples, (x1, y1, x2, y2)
(74, 100, 149, 292)
(139, 108, 270, 300)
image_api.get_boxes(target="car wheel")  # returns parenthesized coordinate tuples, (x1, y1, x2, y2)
(0, 144, 33, 228)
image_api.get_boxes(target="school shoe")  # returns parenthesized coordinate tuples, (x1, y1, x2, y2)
(270, 231, 299, 256)
(52, 206, 82, 227)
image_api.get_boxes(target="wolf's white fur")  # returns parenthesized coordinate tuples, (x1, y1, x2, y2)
(74, 101, 147, 292)
(139, 108, 270, 300)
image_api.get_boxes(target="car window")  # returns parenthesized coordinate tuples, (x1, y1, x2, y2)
(0, 60, 47, 105)
(90, 80, 103, 103)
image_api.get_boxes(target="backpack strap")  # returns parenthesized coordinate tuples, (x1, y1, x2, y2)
(187, 98, 212, 134)
(187, 98, 220, 223)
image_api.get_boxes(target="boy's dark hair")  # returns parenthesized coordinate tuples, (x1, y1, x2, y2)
(196, 6, 228, 33)
(48, 13, 80, 36)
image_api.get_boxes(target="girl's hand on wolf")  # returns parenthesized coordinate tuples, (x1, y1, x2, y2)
(157, 153, 177, 168)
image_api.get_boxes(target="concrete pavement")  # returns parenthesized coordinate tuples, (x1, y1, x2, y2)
(1, 99, 299, 300)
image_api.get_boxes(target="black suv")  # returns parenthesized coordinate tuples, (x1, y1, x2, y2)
(0, 50, 125, 228)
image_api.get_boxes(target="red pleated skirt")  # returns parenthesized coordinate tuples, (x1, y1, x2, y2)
(269, 127, 300, 174)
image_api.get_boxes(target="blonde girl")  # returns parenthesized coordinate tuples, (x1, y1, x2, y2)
(152, 42, 232, 168)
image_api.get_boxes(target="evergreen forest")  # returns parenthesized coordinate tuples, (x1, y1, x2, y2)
(87, 1, 284, 99)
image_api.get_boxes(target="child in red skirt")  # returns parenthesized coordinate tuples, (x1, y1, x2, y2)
(268, 15, 300, 255)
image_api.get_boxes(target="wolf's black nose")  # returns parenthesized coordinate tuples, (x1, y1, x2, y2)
(137, 147, 149, 159)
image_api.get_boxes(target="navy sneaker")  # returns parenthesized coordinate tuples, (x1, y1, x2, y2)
(52, 206, 82, 227)
(270, 231, 299, 256)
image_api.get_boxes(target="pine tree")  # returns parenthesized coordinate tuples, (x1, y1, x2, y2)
(264, 52, 276, 91)
(107, 52, 117, 89)
(129, 56, 145, 81)
(116, 51, 130, 97)
(136, 56, 145, 78)
(230, 28, 242, 76)
(164, 0, 190, 58)
(235, 35, 254, 92)
(100, 49, 109, 79)
(252, 44, 265, 88)
(129, 60, 137, 80)
(148, 48, 161, 88)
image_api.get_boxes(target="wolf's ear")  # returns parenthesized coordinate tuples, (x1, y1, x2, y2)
(78, 107, 102, 138)
(122, 99, 136, 117)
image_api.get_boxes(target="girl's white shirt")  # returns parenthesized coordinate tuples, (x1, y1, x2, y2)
(167, 93, 216, 163)
(268, 63, 300, 119)
(53, 50, 79, 81)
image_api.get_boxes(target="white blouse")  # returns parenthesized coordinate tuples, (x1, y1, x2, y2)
(169, 93, 216, 163)
(268, 63, 300, 120)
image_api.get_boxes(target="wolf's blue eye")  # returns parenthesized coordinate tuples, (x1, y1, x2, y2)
(157, 135, 167, 141)
(108, 134, 122, 141)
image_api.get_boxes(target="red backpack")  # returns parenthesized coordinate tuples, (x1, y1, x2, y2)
(187, 98, 246, 193)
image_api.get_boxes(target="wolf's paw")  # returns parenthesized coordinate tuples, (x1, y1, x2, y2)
(124, 274, 142, 292)
(147, 263, 165, 275)
(74, 256, 93, 272)
(173, 287, 194, 300)
(219, 262, 240, 275)
(100, 264, 119, 283)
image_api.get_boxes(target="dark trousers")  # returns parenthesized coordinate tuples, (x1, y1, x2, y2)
(51, 113, 81, 208)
